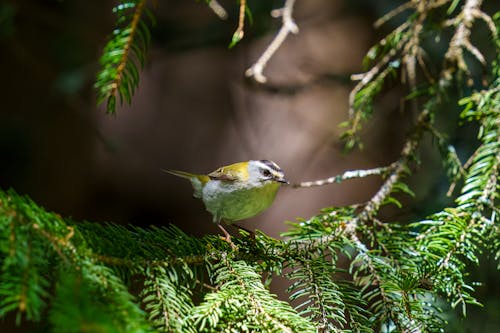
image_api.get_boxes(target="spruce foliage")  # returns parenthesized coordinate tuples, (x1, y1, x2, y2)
(95, 0, 154, 113)
(2, 0, 500, 332)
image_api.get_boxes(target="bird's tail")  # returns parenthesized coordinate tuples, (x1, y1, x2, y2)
(163, 169, 209, 199)
(163, 169, 210, 185)
(163, 169, 197, 180)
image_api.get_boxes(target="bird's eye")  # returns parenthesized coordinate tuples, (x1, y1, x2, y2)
(261, 169, 271, 177)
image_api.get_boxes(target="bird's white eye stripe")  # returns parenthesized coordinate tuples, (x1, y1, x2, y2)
(258, 160, 282, 173)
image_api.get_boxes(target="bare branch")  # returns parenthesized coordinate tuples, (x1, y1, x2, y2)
(442, 0, 495, 80)
(476, 10, 498, 36)
(245, 0, 299, 83)
(401, 1, 428, 93)
(292, 165, 395, 188)
(208, 0, 228, 20)
(233, 0, 247, 41)
(464, 40, 486, 65)
(374, 2, 413, 28)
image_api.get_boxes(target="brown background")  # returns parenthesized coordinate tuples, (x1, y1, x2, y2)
(1, 0, 498, 331)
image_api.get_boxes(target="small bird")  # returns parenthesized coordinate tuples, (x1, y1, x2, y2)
(166, 160, 288, 243)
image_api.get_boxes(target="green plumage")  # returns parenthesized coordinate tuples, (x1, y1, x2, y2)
(165, 160, 286, 222)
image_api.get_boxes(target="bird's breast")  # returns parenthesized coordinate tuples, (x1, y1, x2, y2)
(201, 181, 280, 222)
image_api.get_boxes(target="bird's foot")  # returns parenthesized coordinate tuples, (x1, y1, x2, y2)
(217, 224, 238, 251)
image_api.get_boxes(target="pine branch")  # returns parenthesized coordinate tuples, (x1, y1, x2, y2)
(289, 107, 430, 247)
(349, 237, 408, 331)
(344, 0, 495, 148)
(410, 83, 499, 316)
(51, 263, 152, 333)
(3, 2, 499, 332)
(188, 258, 316, 332)
(354, 109, 427, 223)
(287, 255, 361, 332)
(457, 86, 500, 208)
(141, 264, 195, 331)
(0, 190, 153, 330)
(95, 0, 153, 114)
(0, 192, 64, 323)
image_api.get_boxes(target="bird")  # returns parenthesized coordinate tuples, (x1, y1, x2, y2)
(165, 160, 288, 245)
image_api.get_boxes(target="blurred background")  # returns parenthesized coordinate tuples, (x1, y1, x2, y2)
(0, 0, 498, 331)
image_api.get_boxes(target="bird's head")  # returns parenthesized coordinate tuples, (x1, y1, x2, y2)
(247, 160, 288, 185)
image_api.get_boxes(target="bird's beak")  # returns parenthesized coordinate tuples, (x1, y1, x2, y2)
(276, 177, 289, 185)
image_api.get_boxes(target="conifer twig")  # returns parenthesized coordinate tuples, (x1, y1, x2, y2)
(233, 0, 247, 41)
(350, 233, 405, 332)
(94, 254, 205, 267)
(221, 258, 295, 332)
(31, 224, 76, 263)
(300, 108, 430, 241)
(374, 2, 413, 28)
(108, 0, 147, 103)
(442, 0, 496, 79)
(351, 112, 428, 228)
(245, 0, 299, 83)
(447, 144, 477, 196)
(348, 43, 405, 132)
(401, 1, 427, 97)
(154, 276, 170, 329)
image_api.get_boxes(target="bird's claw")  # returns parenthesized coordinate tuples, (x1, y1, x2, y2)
(218, 224, 238, 251)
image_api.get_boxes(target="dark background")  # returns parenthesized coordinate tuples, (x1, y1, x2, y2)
(0, 0, 498, 331)
(0, 0, 396, 236)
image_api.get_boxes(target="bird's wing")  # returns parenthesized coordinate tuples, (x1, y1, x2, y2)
(208, 162, 250, 182)
(207, 168, 238, 181)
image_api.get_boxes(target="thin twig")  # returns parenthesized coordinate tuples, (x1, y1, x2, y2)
(224, 258, 295, 333)
(95, 253, 206, 267)
(153, 275, 170, 328)
(207, 0, 228, 20)
(425, 124, 467, 197)
(292, 165, 395, 188)
(233, 0, 247, 41)
(291, 108, 431, 246)
(32, 223, 77, 263)
(245, 0, 299, 83)
(479, 131, 500, 204)
(374, 2, 413, 28)
(442, 0, 492, 80)
(350, 233, 407, 332)
(349, 19, 411, 96)
(475, 10, 497, 36)
(348, 34, 408, 120)
(302, 260, 329, 329)
(447, 181, 458, 197)
(310, 110, 430, 331)
(355, 109, 429, 223)
(402, 1, 427, 96)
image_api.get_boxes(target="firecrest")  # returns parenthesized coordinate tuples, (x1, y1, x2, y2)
(165, 160, 288, 241)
